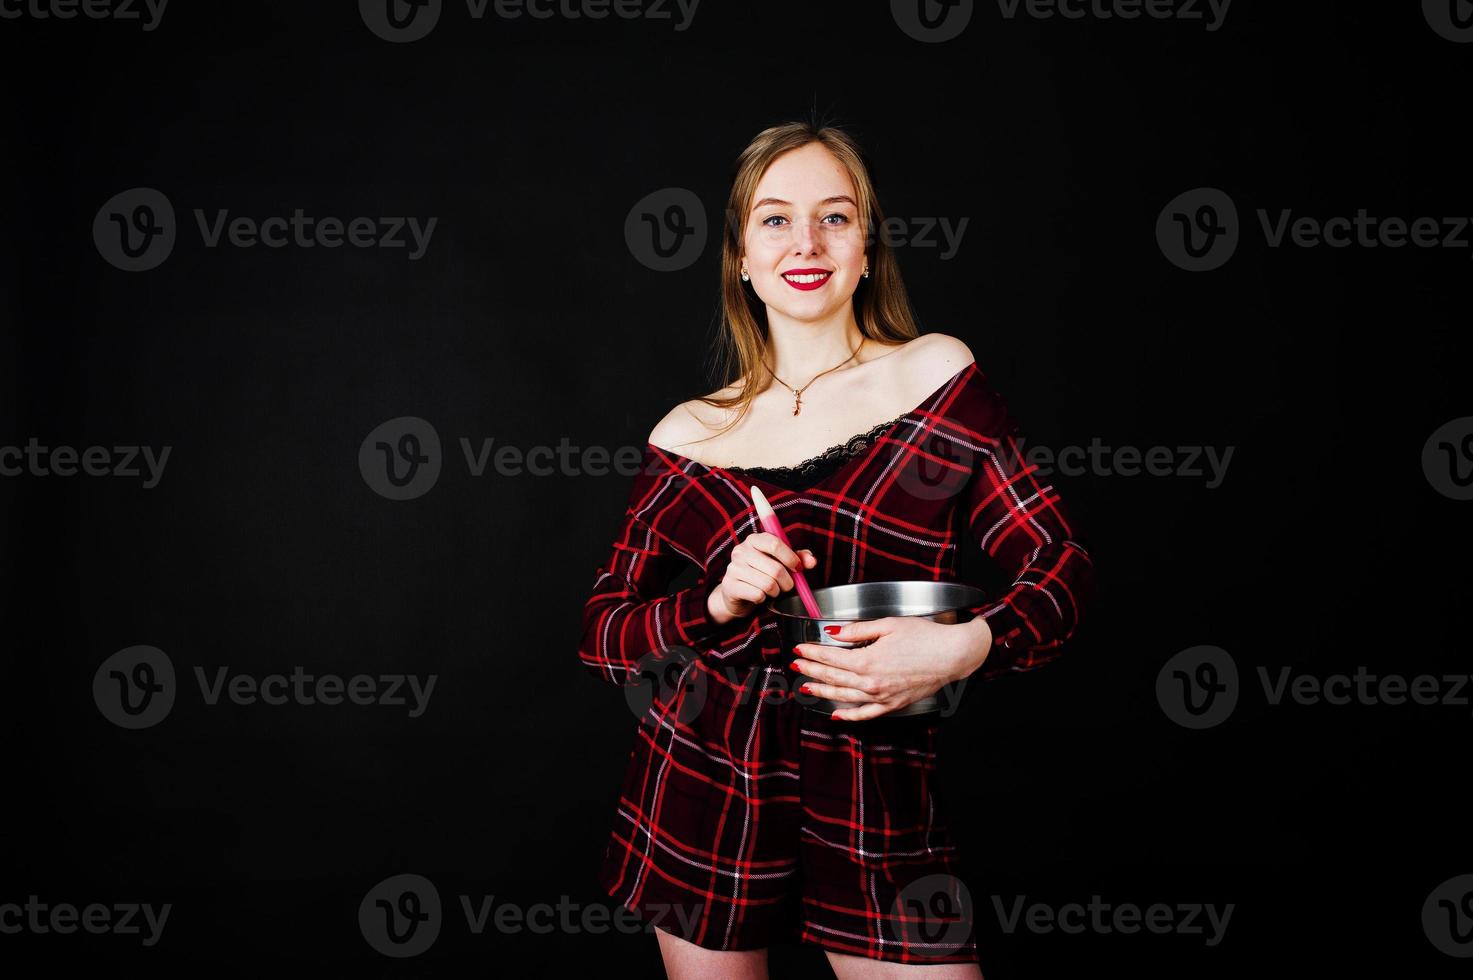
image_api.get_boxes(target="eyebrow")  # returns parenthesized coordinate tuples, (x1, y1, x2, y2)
(751, 195, 858, 210)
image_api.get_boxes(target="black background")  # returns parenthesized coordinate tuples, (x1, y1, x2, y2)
(3, 1, 1469, 976)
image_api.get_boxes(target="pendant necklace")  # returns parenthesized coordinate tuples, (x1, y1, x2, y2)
(764, 338, 864, 416)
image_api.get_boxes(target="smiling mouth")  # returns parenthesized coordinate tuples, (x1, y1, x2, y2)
(781, 270, 831, 288)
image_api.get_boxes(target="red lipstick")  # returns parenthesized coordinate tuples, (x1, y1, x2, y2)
(780, 267, 832, 291)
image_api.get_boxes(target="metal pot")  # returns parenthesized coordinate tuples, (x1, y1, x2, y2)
(771, 580, 985, 717)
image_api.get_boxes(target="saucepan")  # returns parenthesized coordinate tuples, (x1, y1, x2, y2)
(771, 581, 985, 717)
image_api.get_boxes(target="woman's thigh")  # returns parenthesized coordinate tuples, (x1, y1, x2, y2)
(825, 949, 984, 979)
(655, 924, 769, 980)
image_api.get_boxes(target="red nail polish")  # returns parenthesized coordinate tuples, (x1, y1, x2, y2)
(799, 684, 812, 694)
(823, 625, 841, 636)
(790, 660, 801, 672)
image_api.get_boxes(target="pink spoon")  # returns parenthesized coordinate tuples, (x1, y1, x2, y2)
(749, 485, 822, 619)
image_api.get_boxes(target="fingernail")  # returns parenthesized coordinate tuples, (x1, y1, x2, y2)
(790, 661, 801, 672)
(823, 625, 842, 636)
(799, 684, 812, 694)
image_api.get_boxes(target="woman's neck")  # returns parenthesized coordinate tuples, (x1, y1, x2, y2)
(763, 309, 868, 383)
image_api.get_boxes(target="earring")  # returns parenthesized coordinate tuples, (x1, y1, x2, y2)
(862, 265, 870, 278)
(741, 269, 750, 282)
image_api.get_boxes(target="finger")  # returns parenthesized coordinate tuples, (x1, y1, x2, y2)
(748, 532, 801, 570)
(741, 551, 793, 592)
(731, 566, 781, 598)
(791, 657, 869, 691)
(793, 642, 865, 670)
(798, 550, 818, 569)
(824, 616, 897, 645)
(798, 681, 871, 703)
(831, 700, 894, 722)
(724, 580, 766, 606)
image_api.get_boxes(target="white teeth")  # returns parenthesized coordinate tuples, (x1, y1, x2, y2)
(783, 272, 829, 284)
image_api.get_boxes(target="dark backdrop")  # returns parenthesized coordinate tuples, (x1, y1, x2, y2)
(3, 2, 1469, 976)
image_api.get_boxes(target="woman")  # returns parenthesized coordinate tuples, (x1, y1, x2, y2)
(577, 121, 1095, 978)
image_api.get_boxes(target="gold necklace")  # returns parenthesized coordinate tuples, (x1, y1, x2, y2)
(764, 338, 864, 416)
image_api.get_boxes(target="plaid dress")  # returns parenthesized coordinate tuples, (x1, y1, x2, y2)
(577, 359, 1095, 963)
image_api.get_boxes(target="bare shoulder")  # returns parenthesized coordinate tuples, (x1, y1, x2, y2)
(647, 383, 740, 454)
(895, 332, 976, 390)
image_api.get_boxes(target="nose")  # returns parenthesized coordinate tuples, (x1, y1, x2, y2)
(792, 217, 821, 256)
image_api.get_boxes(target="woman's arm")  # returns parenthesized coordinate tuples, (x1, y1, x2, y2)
(576, 459, 757, 686)
(960, 369, 1095, 680)
(786, 360, 1095, 718)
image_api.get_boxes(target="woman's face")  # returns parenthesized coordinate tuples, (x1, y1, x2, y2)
(741, 142, 868, 324)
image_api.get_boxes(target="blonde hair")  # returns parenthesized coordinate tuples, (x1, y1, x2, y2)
(693, 120, 920, 440)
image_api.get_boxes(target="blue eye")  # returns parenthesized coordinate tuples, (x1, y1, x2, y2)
(762, 215, 788, 227)
(822, 213, 848, 225)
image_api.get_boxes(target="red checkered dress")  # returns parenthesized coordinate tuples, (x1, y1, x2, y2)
(577, 359, 1094, 963)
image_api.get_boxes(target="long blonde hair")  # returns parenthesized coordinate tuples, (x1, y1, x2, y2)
(694, 121, 920, 440)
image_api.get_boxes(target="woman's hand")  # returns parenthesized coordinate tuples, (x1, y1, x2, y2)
(792, 615, 994, 720)
(707, 532, 818, 625)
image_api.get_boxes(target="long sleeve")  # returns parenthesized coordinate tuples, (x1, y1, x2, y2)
(577, 453, 758, 686)
(956, 370, 1095, 680)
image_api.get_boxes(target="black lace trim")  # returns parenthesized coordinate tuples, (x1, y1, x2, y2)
(728, 413, 908, 480)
